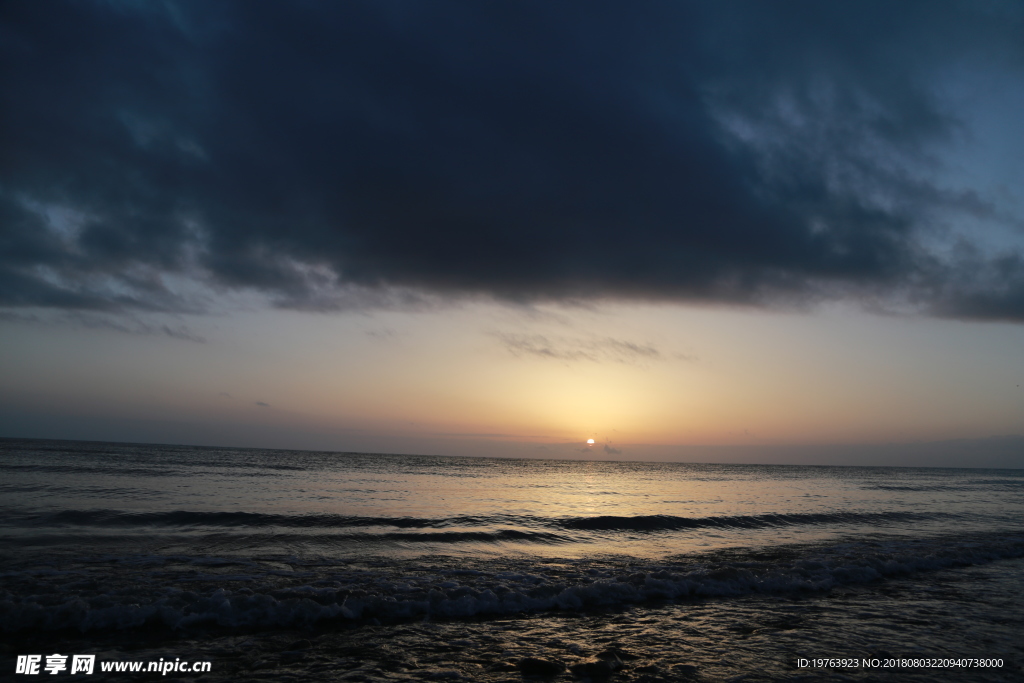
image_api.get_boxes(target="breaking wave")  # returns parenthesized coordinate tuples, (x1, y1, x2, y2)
(2, 533, 1022, 635)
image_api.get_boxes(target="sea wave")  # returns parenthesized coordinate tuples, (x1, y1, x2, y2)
(557, 511, 946, 531)
(2, 533, 1021, 635)
(2, 509, 952, 534)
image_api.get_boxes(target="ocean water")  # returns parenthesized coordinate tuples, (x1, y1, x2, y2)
(1, 438, 1023, 681)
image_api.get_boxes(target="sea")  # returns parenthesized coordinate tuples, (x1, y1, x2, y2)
(1, 438, 1022, 682)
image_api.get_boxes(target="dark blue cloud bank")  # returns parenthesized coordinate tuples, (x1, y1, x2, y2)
(2, 1, 1023, 318)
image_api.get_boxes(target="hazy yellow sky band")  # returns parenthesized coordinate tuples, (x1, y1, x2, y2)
(2, 300, 1021, 460)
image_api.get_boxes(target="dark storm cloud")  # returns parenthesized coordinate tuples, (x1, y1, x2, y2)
(2, 1, 1023, 318)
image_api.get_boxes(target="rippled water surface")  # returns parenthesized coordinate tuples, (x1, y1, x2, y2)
(2, 438, 1022, 681)
(4, 438, 1022, 559)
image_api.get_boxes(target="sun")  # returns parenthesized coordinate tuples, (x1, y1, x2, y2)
(587, 439, 595, 445)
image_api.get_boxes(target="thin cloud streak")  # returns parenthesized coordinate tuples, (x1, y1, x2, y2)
(493, 332, 671, 365)
(0, 309, 207, 343)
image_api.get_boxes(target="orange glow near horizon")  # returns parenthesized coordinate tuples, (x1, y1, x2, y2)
(2, 302, 1023, 454)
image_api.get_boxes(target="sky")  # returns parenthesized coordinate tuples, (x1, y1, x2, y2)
(1, 0, 1023, 466)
